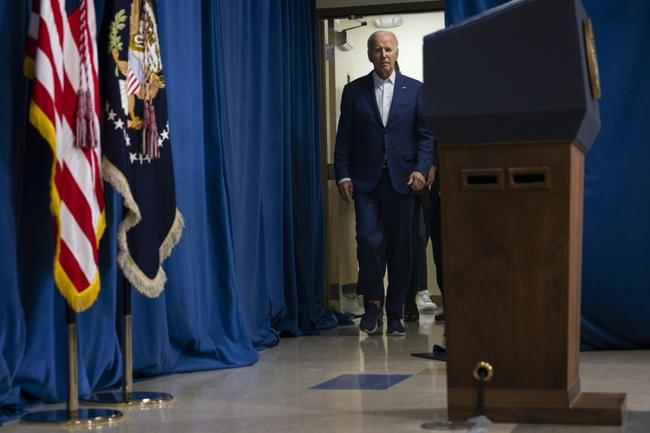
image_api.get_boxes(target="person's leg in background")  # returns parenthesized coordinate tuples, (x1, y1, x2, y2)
(427, 174, 446, 359)
(405, 194, 432, 321)
(429, 177, 445, 323)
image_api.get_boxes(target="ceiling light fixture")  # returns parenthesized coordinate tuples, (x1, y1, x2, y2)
(373, 15, 403, 28)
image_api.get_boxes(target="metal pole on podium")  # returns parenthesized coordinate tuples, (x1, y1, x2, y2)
(21, 307, 123, 425)
(82, 275, 173, 406)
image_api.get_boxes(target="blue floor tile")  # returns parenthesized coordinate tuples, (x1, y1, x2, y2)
(311, 374, 411, 390)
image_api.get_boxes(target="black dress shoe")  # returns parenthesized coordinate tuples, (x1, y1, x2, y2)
(386, 317, 406, 336)
(404, 311, 418, 322)
(359, 303, 381, 335)
(363, 297, 384, 325)
(404, 303, 419, 322)
(432, 344, 447, 361)
(410, 344, 447, 361)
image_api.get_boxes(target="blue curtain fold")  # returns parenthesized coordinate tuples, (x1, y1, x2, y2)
(214, 0, 329, 341)
(0, 0, 28, 419)
(1, 0, 328, 420)
(445, 0, 650, 349)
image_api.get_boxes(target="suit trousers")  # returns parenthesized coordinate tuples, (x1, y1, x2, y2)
(405, 177, 444, 309)
(354, 168, 414, 319)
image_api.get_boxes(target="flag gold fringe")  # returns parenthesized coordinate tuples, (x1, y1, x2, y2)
(30, 102, 105, 312)
(102, 156, 184, 298)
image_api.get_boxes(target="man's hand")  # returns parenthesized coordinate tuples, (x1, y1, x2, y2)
(426, 165, 436, 187)
(338, 180, 354, 204)
(407, 171, 426, 191)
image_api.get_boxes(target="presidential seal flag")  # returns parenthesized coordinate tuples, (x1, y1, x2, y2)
(26, 0, 106, 312)
(101, 0, 184, 297)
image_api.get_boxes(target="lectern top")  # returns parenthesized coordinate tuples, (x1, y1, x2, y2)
(422, 0, 600, 151)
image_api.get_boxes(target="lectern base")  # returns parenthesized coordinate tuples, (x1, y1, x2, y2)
(449, 392, 626, 425)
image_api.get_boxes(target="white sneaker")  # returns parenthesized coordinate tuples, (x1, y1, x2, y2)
(340, 293, 364, 316)
(415, 290, 437, 313)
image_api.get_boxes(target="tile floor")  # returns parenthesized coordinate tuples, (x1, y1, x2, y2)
(3, 316, 649, 432)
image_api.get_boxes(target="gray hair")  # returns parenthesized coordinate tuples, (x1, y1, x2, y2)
(366, 31, 399, 50)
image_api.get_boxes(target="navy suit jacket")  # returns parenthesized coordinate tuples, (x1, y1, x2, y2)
(334, 71, 434, 194)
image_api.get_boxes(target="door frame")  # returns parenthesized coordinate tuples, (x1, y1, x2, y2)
(314, 1, 445, 307)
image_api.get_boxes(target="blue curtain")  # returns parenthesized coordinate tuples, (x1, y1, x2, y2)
(445, 0, 650, 349)
(210, 0, 328, 342)
(0, 0, 28, 420)
(0, 0, 332, 421)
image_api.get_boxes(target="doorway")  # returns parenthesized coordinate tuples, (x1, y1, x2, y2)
(316, 3, 446, 314)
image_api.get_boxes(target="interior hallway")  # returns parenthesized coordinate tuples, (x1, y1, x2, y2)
(4, 318, 650, 433)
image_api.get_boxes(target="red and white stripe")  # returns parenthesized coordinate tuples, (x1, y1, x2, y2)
(126, 67, 141, 95)
(27, 0, 105, 312)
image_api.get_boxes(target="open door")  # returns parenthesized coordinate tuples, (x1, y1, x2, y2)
(316, 5, 445, 314)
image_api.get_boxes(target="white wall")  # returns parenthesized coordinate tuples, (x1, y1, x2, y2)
(334, 12, 444, 117)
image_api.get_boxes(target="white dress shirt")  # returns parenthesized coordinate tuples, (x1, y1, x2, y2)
(373, 70, 395, 127)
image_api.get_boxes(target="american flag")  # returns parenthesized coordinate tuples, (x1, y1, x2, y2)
(26, 0, 105, 312)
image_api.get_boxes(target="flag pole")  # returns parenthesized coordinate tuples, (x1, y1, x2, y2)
(21, 307, 123, 425)
(81, 275, 173, 407)
(66, 307, 79, 416)
(122, 273, 133, 401)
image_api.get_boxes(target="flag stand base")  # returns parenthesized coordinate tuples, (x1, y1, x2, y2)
(21, 310, 123, 425)
(81, 277, 173, 408)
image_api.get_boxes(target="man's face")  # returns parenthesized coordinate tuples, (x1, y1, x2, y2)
(367, 33, 398, 79)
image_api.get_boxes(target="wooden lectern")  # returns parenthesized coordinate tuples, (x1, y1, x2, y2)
(422, 0, 626, 425)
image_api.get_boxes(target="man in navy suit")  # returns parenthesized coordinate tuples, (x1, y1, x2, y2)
(334, 31, 434, 336)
